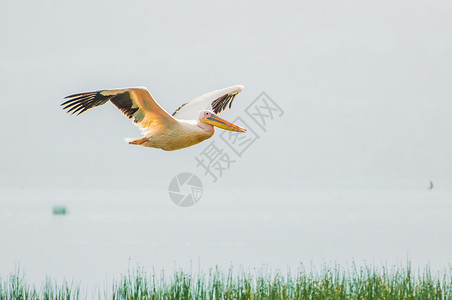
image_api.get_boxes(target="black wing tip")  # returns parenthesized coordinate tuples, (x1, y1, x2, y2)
(172, 102, 188, 116)
(64, 91, 92, 99)
(61, 98, 76, 106)
(61, 91, 109, 116)
(211, 93, 237, 114)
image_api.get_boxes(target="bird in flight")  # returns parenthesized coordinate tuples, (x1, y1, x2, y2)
(61, 85, 246, 151)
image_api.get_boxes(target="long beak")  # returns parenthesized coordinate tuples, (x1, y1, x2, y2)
(204, 113, 247, 133)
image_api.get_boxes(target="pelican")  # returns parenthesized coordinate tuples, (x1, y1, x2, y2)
(61, 85, 246, 151)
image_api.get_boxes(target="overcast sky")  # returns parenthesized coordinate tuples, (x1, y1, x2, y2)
(1, 0, 451, 191)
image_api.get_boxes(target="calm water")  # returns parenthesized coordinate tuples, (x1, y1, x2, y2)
(0, 188, 451, 289)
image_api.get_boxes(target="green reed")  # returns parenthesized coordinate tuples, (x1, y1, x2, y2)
(1, 263, 451, 299)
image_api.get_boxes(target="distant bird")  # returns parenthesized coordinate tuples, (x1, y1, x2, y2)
(429, 181, 434, 190)
(61, 85, 246, 151)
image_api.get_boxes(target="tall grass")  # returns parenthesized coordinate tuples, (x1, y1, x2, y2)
(0, 270, 79, 300)
(112, 263, 452, 300)
(1, 263, 451, 299)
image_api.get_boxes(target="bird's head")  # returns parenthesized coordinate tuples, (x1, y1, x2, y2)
(198, 110, 247, 133)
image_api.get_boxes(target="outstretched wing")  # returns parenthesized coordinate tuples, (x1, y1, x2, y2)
(172, 85, 244, 120)
(62, 87, 176, 133)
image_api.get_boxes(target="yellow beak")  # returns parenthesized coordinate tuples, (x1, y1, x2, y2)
(204, 113, 247, 133)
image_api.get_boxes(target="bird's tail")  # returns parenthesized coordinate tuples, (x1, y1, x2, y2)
(125, 137, 149, 145)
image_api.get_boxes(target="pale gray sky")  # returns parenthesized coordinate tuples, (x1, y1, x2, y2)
(1, 0, 451, 190)
(2, 1, 452, 288)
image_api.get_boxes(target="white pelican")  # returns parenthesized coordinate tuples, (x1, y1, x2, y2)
(61, 85, 246, 151)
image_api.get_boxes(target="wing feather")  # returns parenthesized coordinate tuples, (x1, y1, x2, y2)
(172, 85, 244, 120)
(62, 87, 176, 133)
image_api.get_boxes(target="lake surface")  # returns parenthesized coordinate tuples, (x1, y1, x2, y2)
(1, 188, 451, 291)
